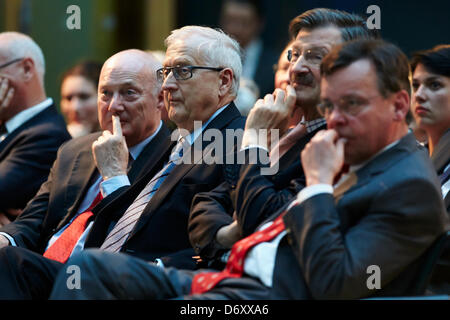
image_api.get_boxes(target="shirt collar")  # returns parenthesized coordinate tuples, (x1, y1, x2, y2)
(181, 103, 230, 146)
(5, 98, 53, 134)
(128, 120, 163, 160)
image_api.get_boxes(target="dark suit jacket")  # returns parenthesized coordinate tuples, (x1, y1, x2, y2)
(188, 125, 325, 262)
(266, 133, 449, 299)
(427, 129, 450, 294)
(0, 104, 71, 212)
(84, 103, 246, 269)
(431, 128, 450, 212)
(0, 124, 171, 253)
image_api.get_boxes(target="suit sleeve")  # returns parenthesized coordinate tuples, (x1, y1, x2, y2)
(0, 127, 69, 211)
(0, 145, 60, 251)
(188, 181, 234, 260)
(235, 148, 304, 237)
(283, 177, 446, 299)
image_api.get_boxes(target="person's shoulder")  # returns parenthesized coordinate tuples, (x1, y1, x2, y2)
(59, 132, 101, 152)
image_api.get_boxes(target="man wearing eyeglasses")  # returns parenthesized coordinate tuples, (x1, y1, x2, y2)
(50, 38, 448, 301)
(188, 8, 379, 270)
(0, 26, 246, 299)
(0, 32, 71, 226)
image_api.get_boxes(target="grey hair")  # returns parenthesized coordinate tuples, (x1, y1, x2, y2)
(0, 32, 46, 83)
(165, 26, 242, 98)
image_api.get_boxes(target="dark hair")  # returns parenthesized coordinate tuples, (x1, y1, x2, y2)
(222, 0, 264, 19)
(321, 39, 411, 98)
(410, 44, 450, 77)
(289, 8, 379, 41)
(61, 60, 102, 89)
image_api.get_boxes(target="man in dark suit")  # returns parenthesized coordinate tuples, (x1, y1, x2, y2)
(0, 25, 245, 298)
(0, 32, 71, 224)
(0, 49, 170, 298)
(188, 8, 376, 266)
(49, 39, 448, 300)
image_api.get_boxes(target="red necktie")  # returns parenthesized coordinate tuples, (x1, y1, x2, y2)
(43, 192, 103, 263)
(333, 163, 350, 185)
(190, 213, 287, 295)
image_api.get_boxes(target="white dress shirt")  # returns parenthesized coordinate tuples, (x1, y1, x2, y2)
(0, 98, 53, 142)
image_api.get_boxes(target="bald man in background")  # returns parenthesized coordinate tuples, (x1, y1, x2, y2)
(0, 32, 71, 224)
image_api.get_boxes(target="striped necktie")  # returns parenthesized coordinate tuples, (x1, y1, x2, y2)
(100, 138, 186, 252)
(440, 165, 450, 185)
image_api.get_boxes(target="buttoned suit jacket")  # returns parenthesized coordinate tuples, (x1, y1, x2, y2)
(427, 129, 450, 294)
(0, 104, 71, 212)
(188, 125, 326, 262)
(0, 124, 171, 254)
(84, 103, 246, 269)
(431, 128, 450, 212)
(262, 133, 448, 299)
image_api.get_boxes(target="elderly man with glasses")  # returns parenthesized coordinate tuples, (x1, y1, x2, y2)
(0, 32, 70, 226)
(0, 26, 246, 299)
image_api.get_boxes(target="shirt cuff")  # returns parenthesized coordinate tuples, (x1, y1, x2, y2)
(154, 258, 165, 268)
(0, 232, 17, 246)
(296, 184, 334, 204)
(100, 175, 131, 197)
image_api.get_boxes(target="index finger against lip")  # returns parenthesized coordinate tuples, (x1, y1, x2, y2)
(112, 115, 123, 137)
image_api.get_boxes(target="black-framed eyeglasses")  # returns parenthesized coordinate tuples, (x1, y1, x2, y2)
(287, 48, 328, 67)
(317, 95, 381, 118)
(0, 58, 24, 70)
(156, 65, 224, 82)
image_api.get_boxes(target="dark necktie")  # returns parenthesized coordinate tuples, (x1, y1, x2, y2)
(0, 123, 7, 135)
(440, 165, 450, 185)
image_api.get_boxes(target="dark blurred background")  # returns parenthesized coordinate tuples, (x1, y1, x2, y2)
(0, 0, 449, 107)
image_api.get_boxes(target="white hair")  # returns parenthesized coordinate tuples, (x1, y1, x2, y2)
(0, 32, 45, 82)
(165, 26, 242, 97)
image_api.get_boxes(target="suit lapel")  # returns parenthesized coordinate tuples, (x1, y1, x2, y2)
(431, 129, 450, 173)
(0, 104, 56, 155)
(56, 149, 97, 229)
(334, 133, 418, 203)
(126, 103, 241, 241)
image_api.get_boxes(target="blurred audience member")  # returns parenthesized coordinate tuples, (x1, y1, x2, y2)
(411, 44, 450, 295)
(60, 61, 102, 138)
(0, 32, 70, 225)
(220, 0, 277, 97)
(273, 41, 292, 91)
(235, 77, 259, 115)
(273, 40, 303, 128)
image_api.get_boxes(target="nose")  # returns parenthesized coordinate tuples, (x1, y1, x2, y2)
(326, 107, 347, 129)
(161, 71, 178, 92)
(289, 55, 309, 75)
(108, 92, 125, 114)
(414, 84, 427, 104)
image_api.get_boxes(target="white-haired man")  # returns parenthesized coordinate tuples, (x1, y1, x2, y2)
(0, 26, 245, 299)
(0, 32, 71, 225)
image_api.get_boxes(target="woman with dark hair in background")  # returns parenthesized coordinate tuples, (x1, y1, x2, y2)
(411, 44, 450, 212)
(60, 61, 102, 137)
(412, 44, 450, 295)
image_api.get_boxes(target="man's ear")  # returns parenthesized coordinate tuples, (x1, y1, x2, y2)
(218, 68, 234, 97)
(392, 89, 410, 122)
(157, 89, 165, 111)
(20, 58, 36, 82)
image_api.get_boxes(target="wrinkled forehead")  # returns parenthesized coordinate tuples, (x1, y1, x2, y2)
(164, 37, 207, 67)
(99, 64, 146, 88)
